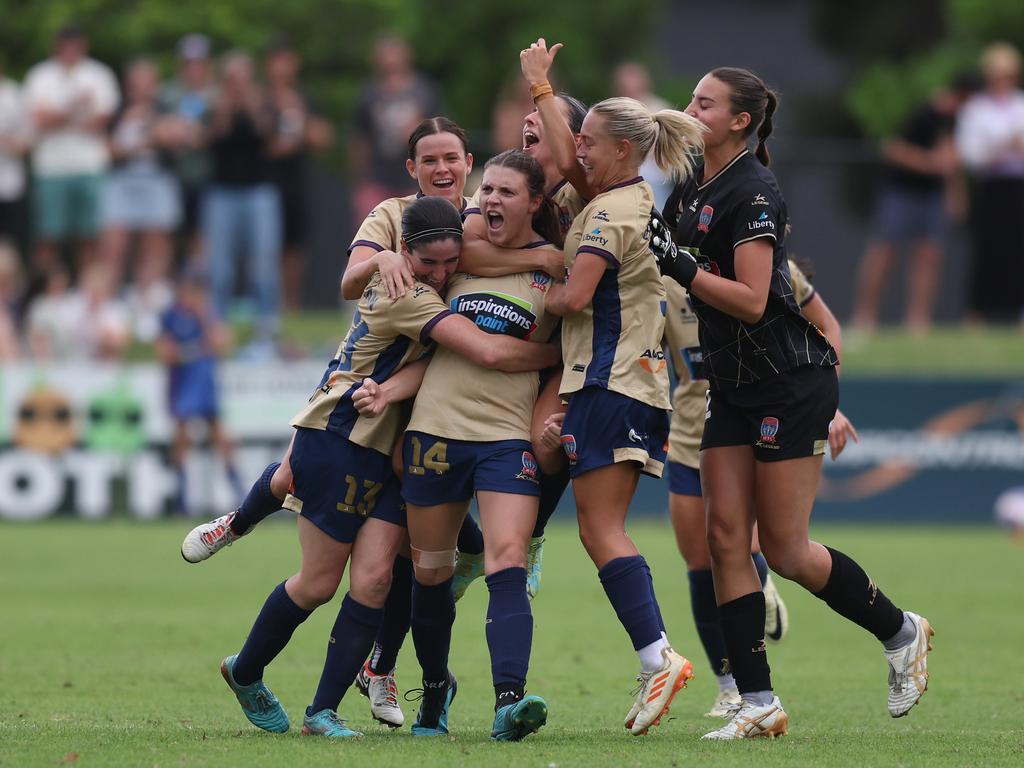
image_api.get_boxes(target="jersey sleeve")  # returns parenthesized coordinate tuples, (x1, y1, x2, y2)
(377, 282, 452, 344)
(662, 184, 683, 231)
(463, 187, 482, 218)
(787, 260, 816, 307)
(574, 201, 631, 269)
(731, 181, 782, 248)
(349, 198, 401, 253)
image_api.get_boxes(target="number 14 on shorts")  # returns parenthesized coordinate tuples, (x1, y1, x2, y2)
(407, 435, 450, 476)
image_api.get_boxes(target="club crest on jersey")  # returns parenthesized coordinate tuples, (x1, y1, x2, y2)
(558, 205, 573, 232)
(516, 451, 540, 483)
(561, 434, 578, 465)
(638, 348, 666, 374)
(531, 271, 552, 291)
(756, 416, 781, 449)
(698, 205, 714, 233)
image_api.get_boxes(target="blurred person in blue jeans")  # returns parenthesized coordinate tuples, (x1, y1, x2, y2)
(851, 76, 975, 335)
(203, 51, 281, 352)
(157, 270, 242, 516)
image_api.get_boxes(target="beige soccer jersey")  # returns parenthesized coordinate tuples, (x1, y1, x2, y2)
(788, 260, 815, 308)
(350, 193, 471, 253)
(466, 180, 585, 239)
(559, 177, 671, 410)
(664, 277, 705, 469)
(291, 274, 451, 454)
(407, 269, 559, 442)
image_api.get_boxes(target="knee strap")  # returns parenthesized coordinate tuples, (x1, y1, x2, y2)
(411, 547, 457, 569)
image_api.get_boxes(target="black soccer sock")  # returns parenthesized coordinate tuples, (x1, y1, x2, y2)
(368, 555, 413, 674)
(457, 514, 485, 556)
(752, 551, 769, 588)
(718, 591, 772, 694)
(485, 567, 533, 709)
(410, 576, 455, 685)
(813, 547, 904, 642)
(599, 556, 664, 651)
(688, 569, 730, 676)
(532, 467, 570, 538)
(310, 593, 383, 714)
(231, 462, 282, 535)
(233, 581, 312, 686)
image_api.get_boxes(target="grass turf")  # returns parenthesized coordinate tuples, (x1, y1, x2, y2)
(1, 520, 1021, 767)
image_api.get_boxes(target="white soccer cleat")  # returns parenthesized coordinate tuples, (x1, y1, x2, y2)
(705, 686, 743, 718)
(701, 696, 789, 740)
(885, 611, 934, 718)
(355, 660, 405, 728)
(181, 511, 243, 563)
(627, 647, 694, 735)
(763, 574, 789, 643)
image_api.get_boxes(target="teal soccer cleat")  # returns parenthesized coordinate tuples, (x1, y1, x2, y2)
(410, 673, 458, 736)
(301, 707, 363, 738)
(452, 551, 485, 602)
(491, 694, 548, 741)
(525, 537, 545, 599)
(220, 655, 290, 733)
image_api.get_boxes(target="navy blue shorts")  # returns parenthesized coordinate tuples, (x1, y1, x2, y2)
(283, 426, 405, 543)
(873, 186, 948, 243)
(401, 430, 541, 506)
(667, 461, 702, 496)
(560, 386, 669, 479)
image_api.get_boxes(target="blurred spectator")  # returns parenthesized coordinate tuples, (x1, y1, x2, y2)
(101, 57, 179, 342)
(0, 242, 23, 360)
(159, 34, 217, 264)
(350, 35, 442, 219)
(0, 62, 30, 258)
(264, 36, 333, 312)
(613, 61, 674, 210)
(156, 270, 241, 514)
(492, 77, 535, 155)
(204, 51, 281, 349)
(956, 42, 1024, 324)
(23, 24, 120, 276)
(851, 77, 974, 335)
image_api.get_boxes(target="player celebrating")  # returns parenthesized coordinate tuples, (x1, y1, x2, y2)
(655, 66, 933, 739)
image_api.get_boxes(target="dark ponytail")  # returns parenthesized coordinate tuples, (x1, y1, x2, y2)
(709, 67, 779, 167)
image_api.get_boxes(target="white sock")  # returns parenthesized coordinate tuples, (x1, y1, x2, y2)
(716, 673, 737, 691)
(638, 636, 670, 674)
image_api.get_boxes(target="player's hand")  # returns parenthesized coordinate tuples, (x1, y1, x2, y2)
(828, 408, 859, 460)
(351, 377, 388, 417)
(648, 207, 698, 288)
(377, 250, 416, 299)
(540, 411, 565, 451)
(520, 38, 563, 85)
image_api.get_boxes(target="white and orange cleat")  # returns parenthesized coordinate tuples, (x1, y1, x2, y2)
(886, 611, 934, 717)
(701, 696, 789, 740)
(181, 511, 244, 563)
(626, 647, 694, 735)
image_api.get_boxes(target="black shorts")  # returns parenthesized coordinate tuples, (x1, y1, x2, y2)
(701, 364, 838, 462)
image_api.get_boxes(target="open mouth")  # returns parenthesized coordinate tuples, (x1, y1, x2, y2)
(433, 178, 455, 192)
(523, 129, 539, 150)
(486, 210, 505, 233)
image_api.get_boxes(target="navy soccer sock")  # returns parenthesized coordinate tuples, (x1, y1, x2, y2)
(644, 561, 667, 634)
(410, 577, 455, 685)
(688, 569, 730, 676)
(231, 462, 282, 536)
(310, 593, 383, 714)
(532, 467, 570, 538)
(457, 514, 485, 556)
(752, 551, 769, 587)
(598, 555, 664, 651)
(233, 581, 312, 686)
(814, 547, 904, 641)
(485, 567, 533, 708)
(369, 555, 413, 674)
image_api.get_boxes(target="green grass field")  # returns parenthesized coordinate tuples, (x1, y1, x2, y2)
(2, 521, 1021, 767)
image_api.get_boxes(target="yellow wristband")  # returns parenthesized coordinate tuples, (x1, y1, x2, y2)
(530, 81, 554, 102)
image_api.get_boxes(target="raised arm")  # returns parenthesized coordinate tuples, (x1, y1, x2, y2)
(428, 313, 560, 372)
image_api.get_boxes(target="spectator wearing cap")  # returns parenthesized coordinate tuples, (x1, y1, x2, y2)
(23, 24, 120, 276)
(159, 33, 217, 264)
(264, 36, 333, 311)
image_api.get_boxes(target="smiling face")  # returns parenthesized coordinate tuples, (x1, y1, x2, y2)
(402, 237, 461, 291)
(479, 165, 541, 248)
(684, 74, 750, 152)
(576, 110, 627, 190)
(406, 132, 472, 207)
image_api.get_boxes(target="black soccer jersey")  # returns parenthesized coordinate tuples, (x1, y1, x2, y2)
(664, 150, 837, 389)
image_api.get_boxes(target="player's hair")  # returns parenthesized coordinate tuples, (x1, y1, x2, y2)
(484, 149, 564, 247)
(589, 97, 705, 181)
(401, 196, 463, 248)
(556, 93, 588, 134)
(407, 117, 469, 161)
(710, 67, 779, 167)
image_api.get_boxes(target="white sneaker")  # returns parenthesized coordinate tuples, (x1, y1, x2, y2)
(763, 574, 788, 643)
(705, 686, 742, 718)
(701, 696, 789, 739)
(627, 647, 694, 735)
(885, 611, 934, 717)
(181, 511, 243, 563)
(355, 660, 405, 727)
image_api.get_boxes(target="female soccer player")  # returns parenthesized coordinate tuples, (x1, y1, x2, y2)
(655, 67, 932, 739)
(527, 49, 707, 732)
(216, 197, 559, 738)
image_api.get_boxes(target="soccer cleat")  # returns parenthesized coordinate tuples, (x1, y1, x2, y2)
(701, 696, 789, 740)
(627, 647, 694, 735)
(705, 686, 743, 718)
(182, 511, 244, 563)
(763, 574, 789, 643)
(355, 660, 405, 727)
(220, 654, 289, 733)
(491, 694, 548, 741)
(885, 611, 934, 718)
(452, 551, 485, 602)
(301, 707, 362, 738)
(526, 537, 545, 599)
(409, 673, 458, 737)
